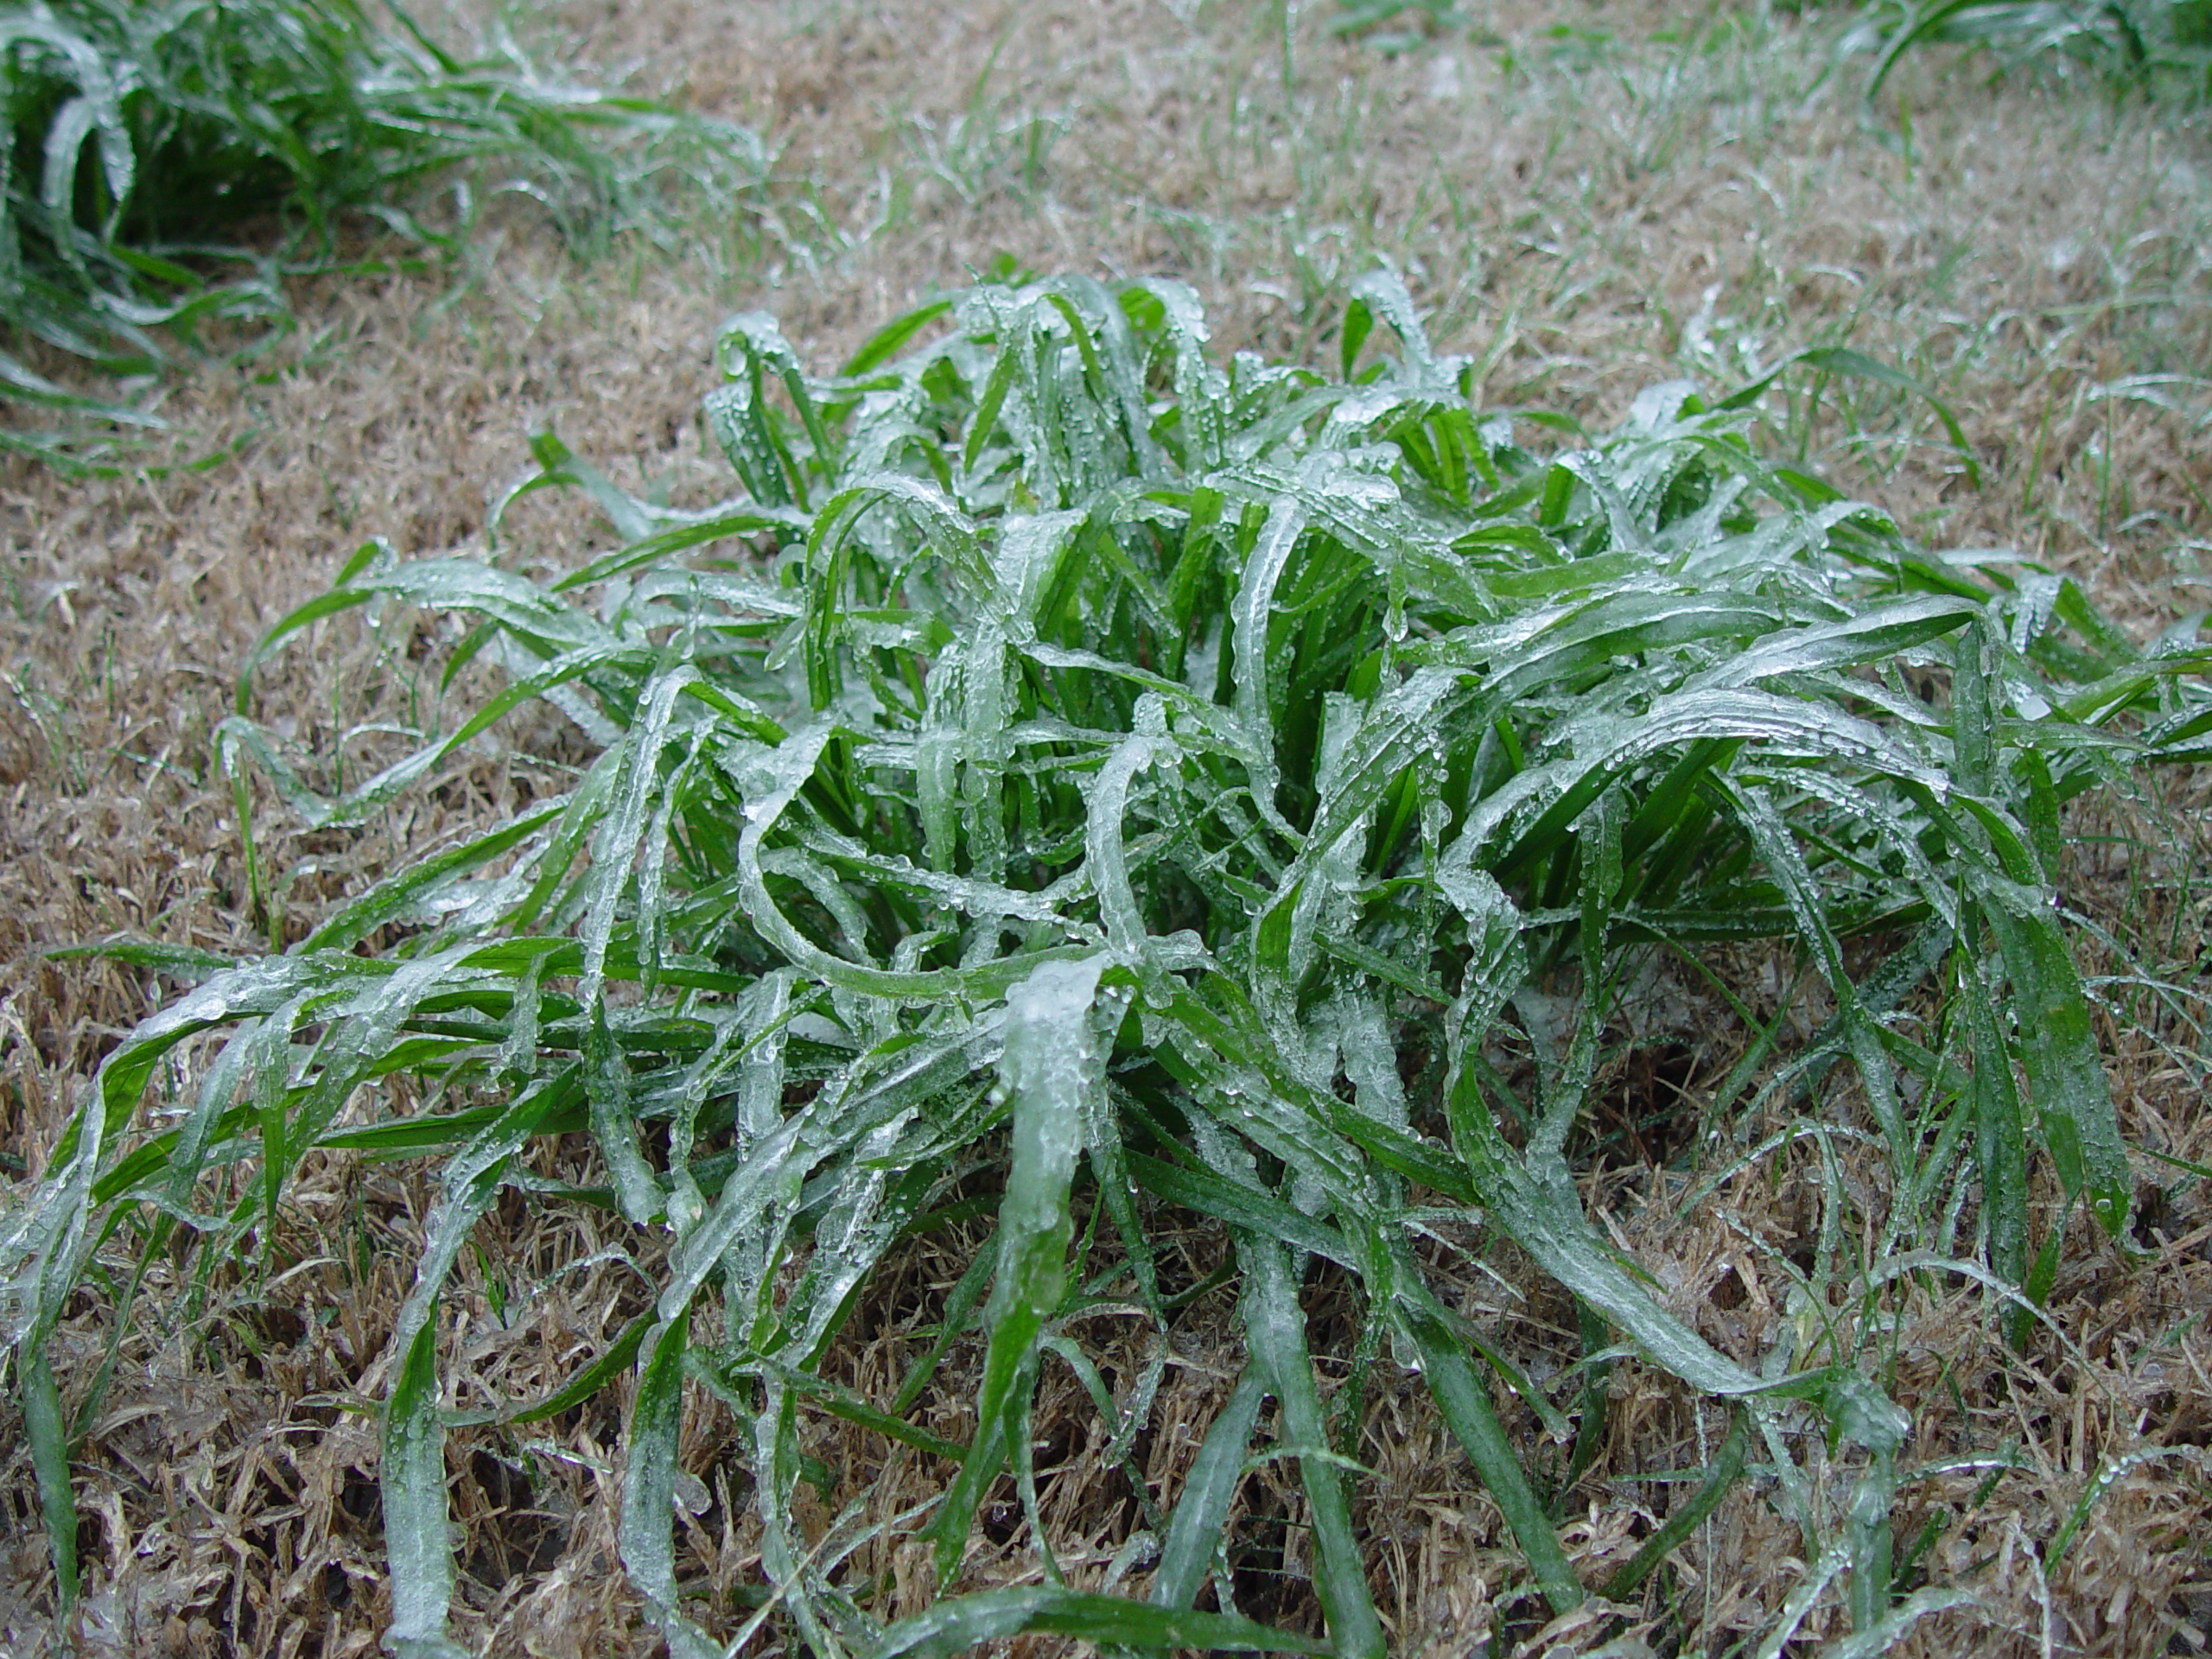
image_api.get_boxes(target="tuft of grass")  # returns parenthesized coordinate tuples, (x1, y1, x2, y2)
(5, 270, 2208, 1653)
(1849, 0, 2212, 97)
(1329, 0, 1474, 50)
(0, 0, 790, 464)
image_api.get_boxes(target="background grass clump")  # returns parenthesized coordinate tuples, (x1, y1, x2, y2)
(0, 0, 785, 462)
(1849, 0, 2212, 96)
(6, 267, 2207, 1656)
(1339, 0, 2212, 92)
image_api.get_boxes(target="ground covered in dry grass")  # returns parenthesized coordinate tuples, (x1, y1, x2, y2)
(3, 2, 2209, 1655)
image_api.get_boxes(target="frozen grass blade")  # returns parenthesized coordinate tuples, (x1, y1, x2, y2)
(383, 1314, 467, 1659)
(931, 956, 1105, 1582)
(620, 1311, 721, 1659)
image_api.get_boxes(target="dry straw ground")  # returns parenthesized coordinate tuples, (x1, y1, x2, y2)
(2, 0, 2209, 1654)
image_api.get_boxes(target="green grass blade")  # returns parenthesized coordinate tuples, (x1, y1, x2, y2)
(869, 1586, 1329, 1659)
(1985, 899, 2132, 1236)
(1830, 1587, 1978, 1659)
(1238, 1234, 1385, 1659)
(1441, 1048, 1910, 1454)
(383, 1320, 467, 1659)
(1397, 1304, 1582, 1613)
(1600, 1408, 1751, 1599)
(734, 1356, 969, 1463)
(1961, 911, 2033, 1346)
(2047, 1446, 2212, 1575)
(21, 1342, 79, 1622)
(1150, 1366, 1266, 1612)
(1728, 782, 1911, 1173)
(381, 1076, 569, 1656)
(618, 1311, 721, 1659)
(510, 1309, 653, 1423)
(750, 1372, 847, 1655)
(890, 1244, 996, 1418)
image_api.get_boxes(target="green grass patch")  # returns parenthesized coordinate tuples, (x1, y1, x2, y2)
(1849, 0, 2212, 96)
(0, 0, 788, 466)
(7, 270, 2208, 1652)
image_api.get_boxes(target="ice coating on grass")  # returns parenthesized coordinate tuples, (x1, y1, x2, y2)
(21, 268, 2203, 1654)
(1001, 956, 1109, 1158)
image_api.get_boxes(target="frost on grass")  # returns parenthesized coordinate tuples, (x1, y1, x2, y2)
(6, 271, 2209, 1655)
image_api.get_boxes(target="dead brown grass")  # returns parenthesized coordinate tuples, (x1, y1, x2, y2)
(3, 1, 2209, 1654)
